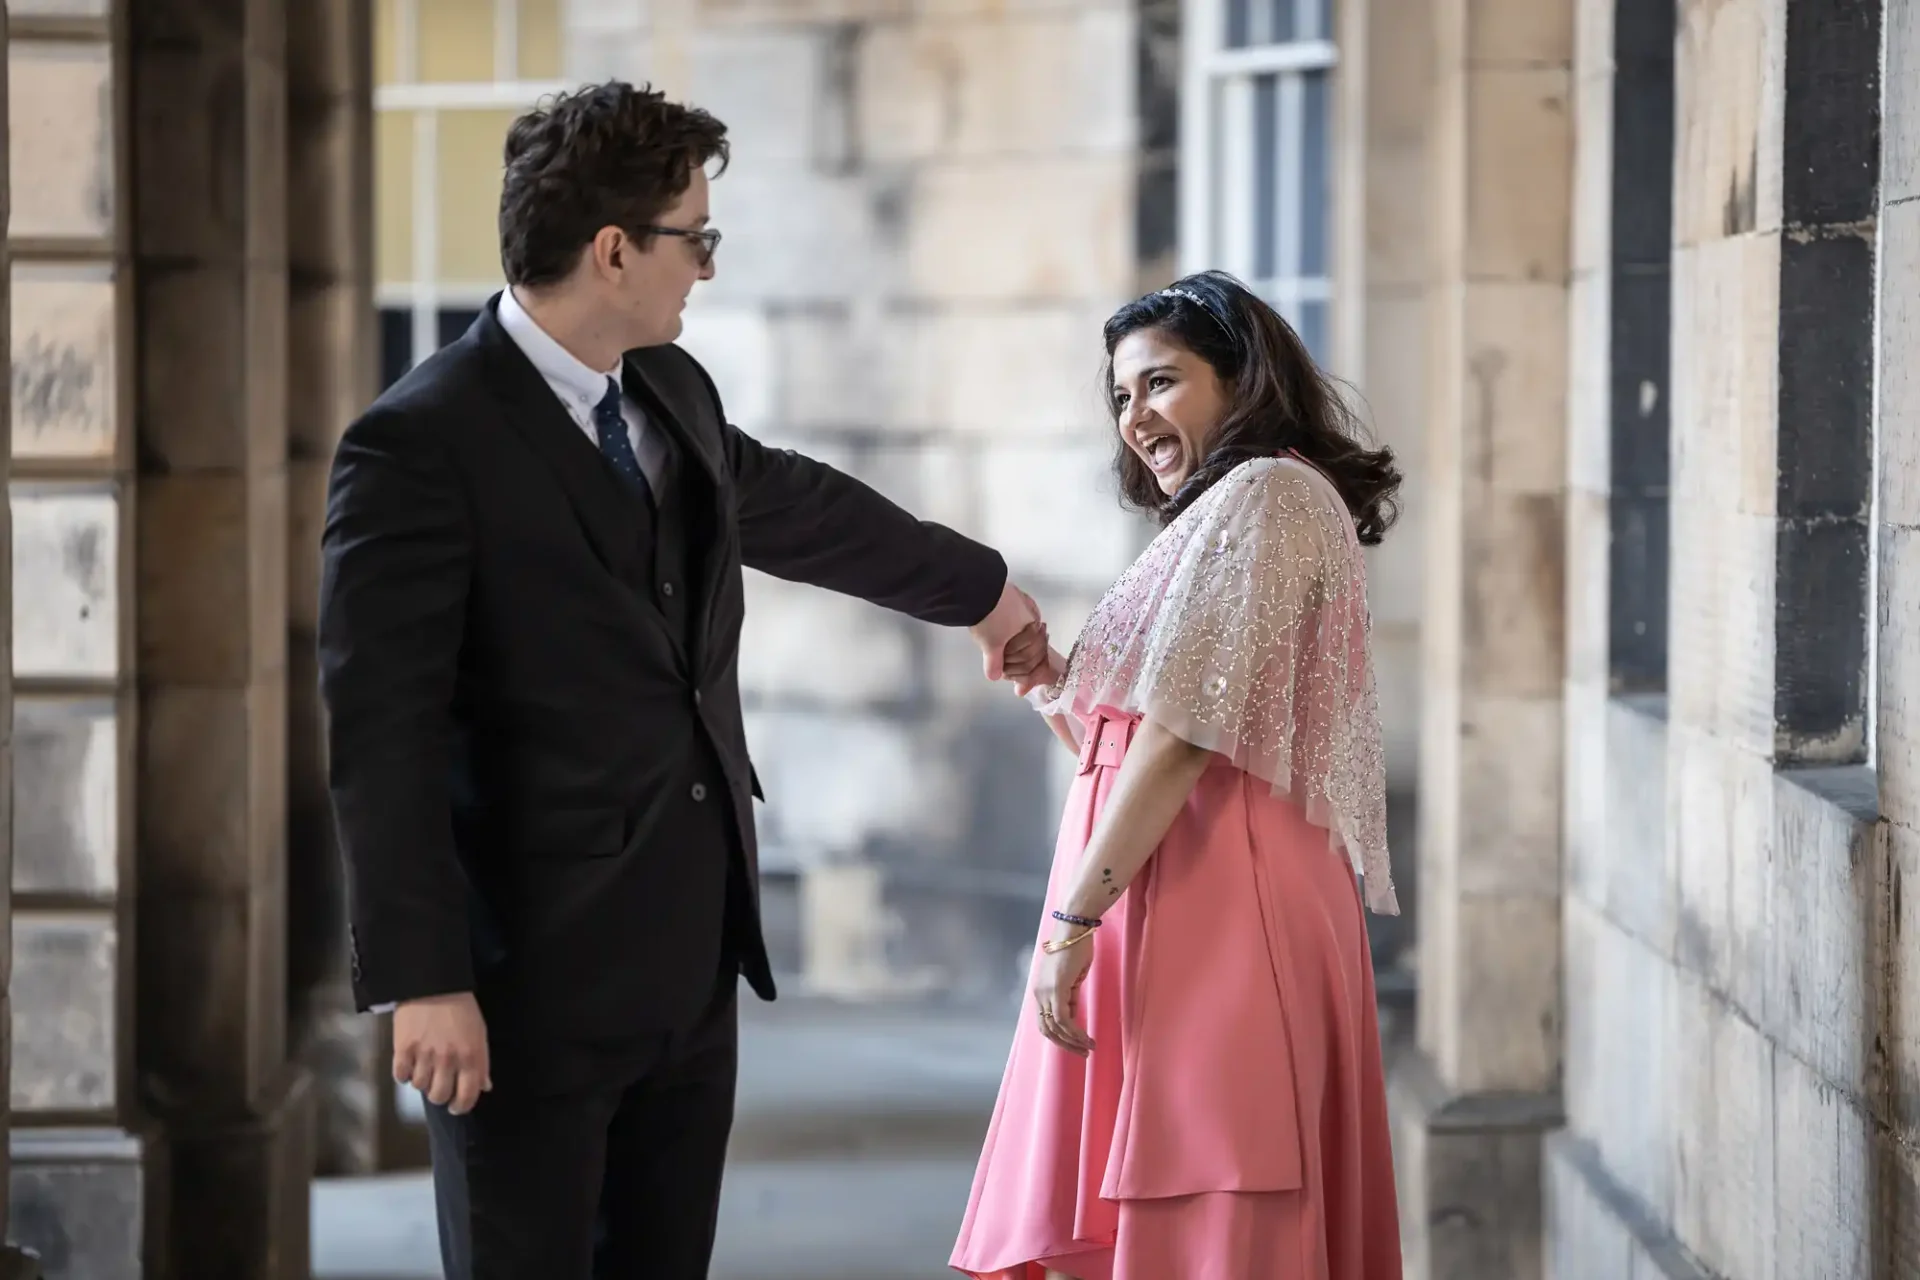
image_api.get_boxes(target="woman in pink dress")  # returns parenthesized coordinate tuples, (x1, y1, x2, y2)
(952, 271, 1404, 1280)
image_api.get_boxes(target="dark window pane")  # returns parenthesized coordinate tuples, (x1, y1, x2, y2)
(438, 308, 481, 349)
(1270, 0, 1296, 42)
(1226, 0, 1250, 49)
(378, 308, 412, 391)
(1254, 74, 1278, 281)
(1300, 70, 1330, 277)
(1308, 0, 1332, 41)
(1295, 299, 1326, 364)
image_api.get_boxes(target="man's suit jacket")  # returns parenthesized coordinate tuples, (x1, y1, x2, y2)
(318, 297, 1007, 1081)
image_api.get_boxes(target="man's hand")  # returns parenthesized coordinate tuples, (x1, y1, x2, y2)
(392, 991, 492, 1116)
(969, 581, 1041, 681)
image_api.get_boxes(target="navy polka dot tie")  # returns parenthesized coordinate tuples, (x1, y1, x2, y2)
(593, 376, 652, 497)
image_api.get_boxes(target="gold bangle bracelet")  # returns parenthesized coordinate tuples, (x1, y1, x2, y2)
(1041, 929, 1095, 955)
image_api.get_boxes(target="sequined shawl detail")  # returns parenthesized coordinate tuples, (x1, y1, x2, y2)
(1034, 456, 1397, 915)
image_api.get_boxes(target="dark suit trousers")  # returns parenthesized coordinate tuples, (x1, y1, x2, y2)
(424, 967, 740, 1280)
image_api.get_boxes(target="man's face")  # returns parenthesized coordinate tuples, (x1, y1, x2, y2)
(605, 165, 716, 348)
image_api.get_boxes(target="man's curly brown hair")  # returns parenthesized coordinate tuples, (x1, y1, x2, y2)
(498, 81, 730, 288)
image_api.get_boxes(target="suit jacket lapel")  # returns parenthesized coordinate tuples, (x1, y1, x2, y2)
(473, 305, 688, 669)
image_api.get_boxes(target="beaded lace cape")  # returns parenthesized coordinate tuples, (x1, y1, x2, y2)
(1032, 455, 1398, 915)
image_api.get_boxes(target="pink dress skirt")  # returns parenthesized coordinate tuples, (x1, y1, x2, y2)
(949, 711, 1402, 1280)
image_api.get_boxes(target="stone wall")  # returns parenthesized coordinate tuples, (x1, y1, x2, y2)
(1545, 0, 1920, 1275)
(562, 0, 1149, 1000)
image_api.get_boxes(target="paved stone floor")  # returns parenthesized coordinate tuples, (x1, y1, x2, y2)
(312, 992, 1017, 1280)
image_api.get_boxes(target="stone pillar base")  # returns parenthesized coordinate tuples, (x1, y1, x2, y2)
(160, 1068, 317, 1280)
(10, 1127, 164, 1280)
(1387, 1049, 1562, 1280)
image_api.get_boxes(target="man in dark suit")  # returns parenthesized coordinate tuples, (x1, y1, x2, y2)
(317, 82, 1043, 1280)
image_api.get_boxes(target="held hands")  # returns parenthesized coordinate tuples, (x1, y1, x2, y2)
(968, 581, 1063, 696)
(392, 991, 492, 1115)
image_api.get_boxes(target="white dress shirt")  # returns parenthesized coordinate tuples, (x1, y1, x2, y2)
(497, 286, 670, 495)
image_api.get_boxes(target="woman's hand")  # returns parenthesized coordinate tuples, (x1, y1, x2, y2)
(1002, 622, 1054, 691)
(1031, 928, 1097, 1057)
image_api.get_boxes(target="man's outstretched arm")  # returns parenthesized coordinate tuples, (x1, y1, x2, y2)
(723, 421, 1037, 672)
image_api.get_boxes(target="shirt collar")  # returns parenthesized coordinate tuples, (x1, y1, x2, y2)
(497, 286, 623, 406)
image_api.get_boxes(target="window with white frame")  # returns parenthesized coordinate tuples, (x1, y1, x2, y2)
(374, 0, 570, 389)
(1178, 0, 1335, 361)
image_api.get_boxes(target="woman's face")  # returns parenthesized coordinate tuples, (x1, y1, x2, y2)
(1111, 327, 1231, 497)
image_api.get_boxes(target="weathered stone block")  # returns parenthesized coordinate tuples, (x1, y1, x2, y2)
(1563, 678, 1609, 907)
(895, 306, 1112, 436)
(1465, 69, 1573, 283)
(737, 572, 918, 706)
(1771, 1046, 1871, 1278)
(1879, 198, 1920, 528)
(678, 302, 776, 431)
(1462, 282, 1570, 492)
(978, 438, 1138, 591)
(1455, 891, 1560, 1091)
(1564, 487, 1608, 688)
(855, 13, 1133, 162)
(1568, 902, 1675, 1217)
(1669, 967, 1776, 1280)
(7, 41, 114, 242)
(136, 469, 288, 684)
(687, 27, 830, 165)
(1668, 726, 1772, 1017)
(1673, 0, 1782, 245)
(139, 680, 286, 898)
(1668, 235, 1779, 517)
(1879, 526, 1920, 830)
(10, 1128, 154, 1280)
(742, 710, 965, 858)
(1765, 770, 1877, 1096)
(1889, 0, 1920, 202)
(137, 880, 288, 1116)
(1569, 75, 1614, 273)
(11, 262, 119, 462)
(13, 697, 118, 897)
(130, 46, 280, 262)
(12, 484, 119, 681)
(1544, 1133, 1637, 1280)
(695, 0, 909, 27)
(1461, 492, 1566, 699)
(1456, 694, 1561, 895)
(287, 95, 365, 281)
(700, 164, 895, 307)
(1882, 823, 1920, 1143)
(1665, 499, 1774, 756)
(906, 158, 1131, 303)
(563, 28, 654, 85)
(1467, 0, 1574, 65)
(1600, 698, 1673, 953)
(138, 264, 291, 474)
(12, 913, 116, 1114)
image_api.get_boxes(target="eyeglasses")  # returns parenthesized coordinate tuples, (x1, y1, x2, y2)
(636, 224, 721, 266)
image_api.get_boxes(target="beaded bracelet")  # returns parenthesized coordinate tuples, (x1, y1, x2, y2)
(1051, 909, 1101, 930)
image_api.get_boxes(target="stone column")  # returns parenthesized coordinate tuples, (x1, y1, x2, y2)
(0, 10, 45, 1276)
(7, 2, 155, 1277)
(1388, 0, 1575, 1275)
(285, 0, 383, 1179)
(130, 0, 316, 1270)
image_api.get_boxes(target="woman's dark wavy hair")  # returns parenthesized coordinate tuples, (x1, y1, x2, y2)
(1103, 270, 1401, 546)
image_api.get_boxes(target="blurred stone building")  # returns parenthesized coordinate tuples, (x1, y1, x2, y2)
(0, 0, 1912, 1275)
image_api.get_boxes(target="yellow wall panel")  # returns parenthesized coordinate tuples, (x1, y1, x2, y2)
(517, 0, 565, 79)
(376, 110, 417, 285)
(374, 0, 403, 85)
(436, 109, 517, 285)
(417, 0, 496, 83)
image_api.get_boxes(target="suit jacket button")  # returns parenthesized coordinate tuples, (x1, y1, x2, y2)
(662, 581, 676, 597)
(691, 783, 708, 802)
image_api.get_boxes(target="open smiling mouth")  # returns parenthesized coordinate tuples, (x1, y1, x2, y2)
(1141, 434, 1182, 473)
